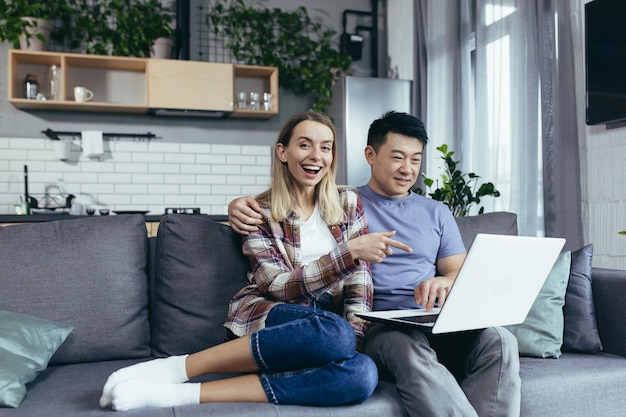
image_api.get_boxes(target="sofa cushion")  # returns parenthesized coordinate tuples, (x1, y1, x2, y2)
(520, 353, 626, 417)
(151, 215, 249, 357)
(4, 359, 175, 417)
(8, 360, 408, 417)
(0, 310, 73, 408)
(506, 251, 571, 358)
(562, 244, 603, 353)
(455, 211, 518, 250)
(0, 215, 151, 365)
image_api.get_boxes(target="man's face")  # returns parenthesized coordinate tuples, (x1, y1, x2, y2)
(365, 132, 423, 198)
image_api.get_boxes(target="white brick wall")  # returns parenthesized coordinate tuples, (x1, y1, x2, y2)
(0, 136, 271, 215)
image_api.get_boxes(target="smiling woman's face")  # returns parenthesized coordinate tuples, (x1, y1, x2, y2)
(276, 120, 334, 193)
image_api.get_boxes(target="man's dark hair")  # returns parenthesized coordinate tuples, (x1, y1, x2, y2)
(367, 111, 429, 151)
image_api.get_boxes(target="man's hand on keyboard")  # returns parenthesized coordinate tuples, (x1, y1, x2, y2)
(414, 276, 454, 311)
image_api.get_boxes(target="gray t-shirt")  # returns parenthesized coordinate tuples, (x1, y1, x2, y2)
(357, 185, 466, 310)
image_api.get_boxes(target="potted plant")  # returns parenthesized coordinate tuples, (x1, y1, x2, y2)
(106, 0, 174, 57)
(412, 144, 501, 216)
(141, 0, 175, 58)
(208, 0, 351, 112)
(54, 0, 113, 55)
(0, 0, 72, 50)
(54, 0, 174, 57)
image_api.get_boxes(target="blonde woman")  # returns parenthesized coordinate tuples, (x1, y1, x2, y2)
(99, 111, 410, 411)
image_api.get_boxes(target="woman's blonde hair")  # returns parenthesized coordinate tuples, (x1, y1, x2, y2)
(256, 111, 345, 225)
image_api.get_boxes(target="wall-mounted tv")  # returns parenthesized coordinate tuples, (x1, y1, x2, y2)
(585, 0, 626, 125)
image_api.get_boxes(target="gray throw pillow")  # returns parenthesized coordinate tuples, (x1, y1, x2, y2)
(505, 251, 571, 358)
(0, 310, 73, 408)
(150, 215, 249, 357)
(562, 244, 603, 353)
(0, 215, 151, 364)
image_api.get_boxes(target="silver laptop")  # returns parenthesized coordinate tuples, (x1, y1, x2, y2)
(356, 233, 566, 334)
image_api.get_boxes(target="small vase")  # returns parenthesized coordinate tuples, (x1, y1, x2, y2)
(19, 18, 53, 51)
(150, 37, 174, 59)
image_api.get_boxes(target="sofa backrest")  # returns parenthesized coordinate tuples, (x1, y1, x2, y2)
(149, 214, 249, 357)
(0, 211, 520, 365)
(147, 211, 519, 357)
(455, 211, 518, 249)
(0, 215, 151, 365)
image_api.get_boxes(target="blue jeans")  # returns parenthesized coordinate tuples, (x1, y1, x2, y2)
(250, 303, 378, 406)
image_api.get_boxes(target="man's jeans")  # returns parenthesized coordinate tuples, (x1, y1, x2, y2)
(251, 303, 378, 406)
(365, 325, 521, 417)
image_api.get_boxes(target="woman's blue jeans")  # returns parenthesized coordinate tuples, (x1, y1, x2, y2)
(250, 303, 378, 406)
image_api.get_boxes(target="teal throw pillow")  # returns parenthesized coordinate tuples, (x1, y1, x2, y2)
(505, 251, 571, 358)
(0, 310, 73, 408)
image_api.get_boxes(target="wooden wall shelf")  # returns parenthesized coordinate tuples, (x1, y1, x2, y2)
(8, 50, 279, 119)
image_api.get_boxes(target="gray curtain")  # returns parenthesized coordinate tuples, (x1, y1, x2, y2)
(418, 1, 468, 184)
(412, 0, 429, 190)
(536, 0, 584, 250)
(414, 0, 584, 249)
(413, 1, 428, 124)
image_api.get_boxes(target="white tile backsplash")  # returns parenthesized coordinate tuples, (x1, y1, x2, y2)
(4, 129, 623, 270)
(0, 137, 271, 215)
(165, 153, 196, 164)
(196, 175, 228, 184)
(211, 144, 242, 154)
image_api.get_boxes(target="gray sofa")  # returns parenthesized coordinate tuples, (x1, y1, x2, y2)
(1, 212, 625, 417)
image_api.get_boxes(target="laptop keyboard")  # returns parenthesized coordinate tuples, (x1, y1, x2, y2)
(395, 314, 439, 324)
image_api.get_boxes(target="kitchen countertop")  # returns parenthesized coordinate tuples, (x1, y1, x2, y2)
(0, 214, 229, 223)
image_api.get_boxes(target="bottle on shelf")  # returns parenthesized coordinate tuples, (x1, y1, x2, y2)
(23, 74, 39, 99)
(47, 65, 61, 100)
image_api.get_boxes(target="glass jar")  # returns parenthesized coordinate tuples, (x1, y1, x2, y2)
(23, 74, 39, 99)
(47, 65, 61, 100)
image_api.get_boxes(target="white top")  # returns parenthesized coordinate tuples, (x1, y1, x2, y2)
(300, 205, 337, 266)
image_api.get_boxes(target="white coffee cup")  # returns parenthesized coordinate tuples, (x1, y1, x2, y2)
(74, 86, 94, 102)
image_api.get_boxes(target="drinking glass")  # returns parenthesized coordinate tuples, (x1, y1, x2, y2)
(249, 92, 260, 110)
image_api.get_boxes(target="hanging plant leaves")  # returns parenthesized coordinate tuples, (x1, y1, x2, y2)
(207, 0, 352, 112)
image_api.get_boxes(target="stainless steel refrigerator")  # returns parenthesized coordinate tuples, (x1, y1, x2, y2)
(328, 76, 412, 187)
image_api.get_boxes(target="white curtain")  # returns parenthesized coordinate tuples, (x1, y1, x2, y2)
(418, 0, 584, 246)
(473, 0, 544, 235)
(422, 1, 469, 167)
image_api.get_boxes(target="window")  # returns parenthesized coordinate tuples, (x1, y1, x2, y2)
(424, 1, 544, 233)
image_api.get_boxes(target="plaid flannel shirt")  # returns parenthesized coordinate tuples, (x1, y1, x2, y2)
(224, 187, 373, 349)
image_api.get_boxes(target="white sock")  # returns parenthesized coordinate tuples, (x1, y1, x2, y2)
(99, 355, 189, 408)
(110, 379, 201, 411)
